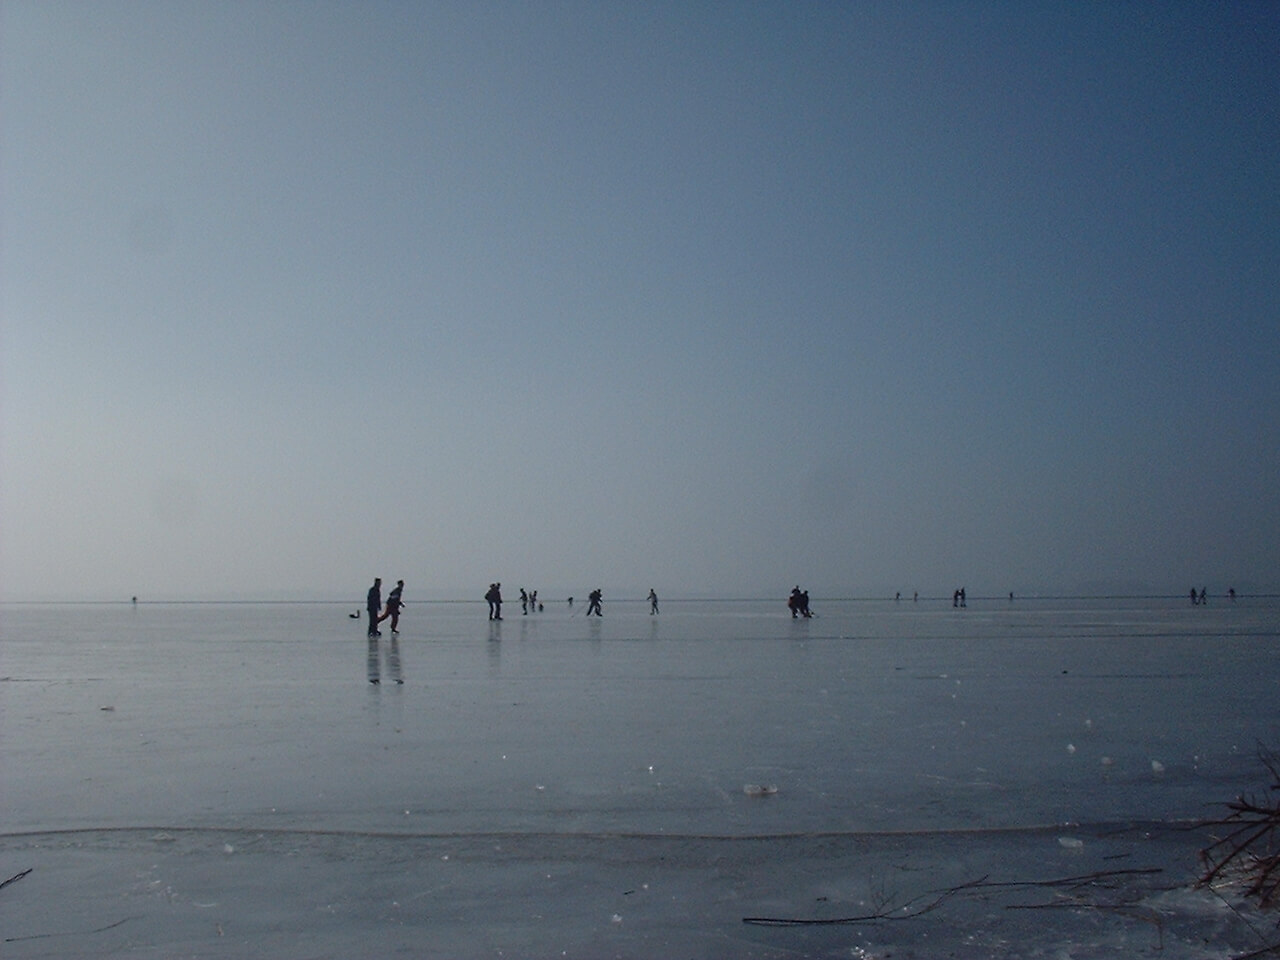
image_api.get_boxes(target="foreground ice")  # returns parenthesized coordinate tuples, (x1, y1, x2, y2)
(2, 598, 1278, 957)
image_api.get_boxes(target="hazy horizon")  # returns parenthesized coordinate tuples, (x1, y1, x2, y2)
(4, 3, 1277, 604)
(4, 581, 1275, 606)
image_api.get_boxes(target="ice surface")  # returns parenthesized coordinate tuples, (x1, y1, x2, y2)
(2, 598, 1278, 956)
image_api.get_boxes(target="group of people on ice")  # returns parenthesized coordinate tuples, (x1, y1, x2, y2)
(365, 581, 838, 632)
(364, 577, 405, 636)
(787, 586, 812, 618)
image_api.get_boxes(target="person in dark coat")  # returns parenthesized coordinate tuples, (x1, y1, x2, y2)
(485, 582, 503, 620)
(367, 578, 382, 636)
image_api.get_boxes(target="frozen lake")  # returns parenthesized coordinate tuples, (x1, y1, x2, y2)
(3, 597, 1279, 957)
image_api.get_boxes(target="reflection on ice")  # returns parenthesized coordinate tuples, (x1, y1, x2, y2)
(365, 634, 403, 685)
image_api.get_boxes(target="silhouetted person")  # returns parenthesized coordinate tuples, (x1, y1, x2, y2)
(895, 592, 901, 602)
(586, 589, 603, 616)
(519, 588, 529, 615)
(953, 589, 960, 608)
(799, 590, 812, 618)
(789, 586, 803, 618)
(367, 577, 382, 636)
(648, 589, 659, 615)
(1190, 587, 1199, 606)
(1229, 587, 1237, 601)
(486, 583, 503, 620)
(1200, 587, 1208, 605)
(379, 579, 404, 632)
(567, 596, 574, 608)
(960, 588, 967, 608)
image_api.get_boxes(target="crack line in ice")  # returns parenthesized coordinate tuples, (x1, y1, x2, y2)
(0, 818, 1215, 843)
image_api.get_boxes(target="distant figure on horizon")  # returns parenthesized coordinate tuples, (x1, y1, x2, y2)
(913, 591, 918, 602)
(1200, 587, 1208, 606)
(953, 589, 960, 608)
(486, 582, 503, 620)
(367, 577, 382, 637)
(131, 596, 137, 605)
(788, 586, 812, 618)
(567, 596, 574, 608)
(1009, 591, 1014, 602)
(520, 588, 529, 615)
(895, 592, 901, 602)
(648, 589, 659, 615)
(1190, 587, 1199, 606)
(960, 588, 967, 608)
(1229, 587, 1237, 601)
(378, 579, 404, 633)
(531, 590, 538, 610)
(587, 589, 603, 616)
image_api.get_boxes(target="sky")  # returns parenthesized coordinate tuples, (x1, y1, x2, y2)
(2, 1, 1278, 602)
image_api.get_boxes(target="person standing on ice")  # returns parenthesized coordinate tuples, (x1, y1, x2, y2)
(485, 582, 503, 620)
(366, 577, 382, 637)
(378, 579, 405, 633)
(648, 588, 659, 615)
(586, 589, 603, 616)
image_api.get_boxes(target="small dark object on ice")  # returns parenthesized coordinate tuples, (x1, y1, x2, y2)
(0, 868, 33, 893)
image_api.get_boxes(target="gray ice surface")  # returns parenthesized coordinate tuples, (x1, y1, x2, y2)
(2, 598, 1278, 957)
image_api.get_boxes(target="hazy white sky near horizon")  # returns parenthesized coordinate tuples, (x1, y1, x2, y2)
(3, 2, 1278, 602)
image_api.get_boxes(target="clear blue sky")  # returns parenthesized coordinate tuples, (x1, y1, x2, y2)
(3, 1, 1277, 601)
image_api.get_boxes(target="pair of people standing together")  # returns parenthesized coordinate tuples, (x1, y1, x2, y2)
(366, 577, 405, 636)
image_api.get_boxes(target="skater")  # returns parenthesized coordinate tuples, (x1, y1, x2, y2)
(788, 586, 803, 618)
(378, 579, 405, 632)
(485, 583, 503, 620)
(586, 589, 603, 617)
(366, 577, 382, 636)
(520, 588, 529, 615)
(648, 588, 659, 615)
